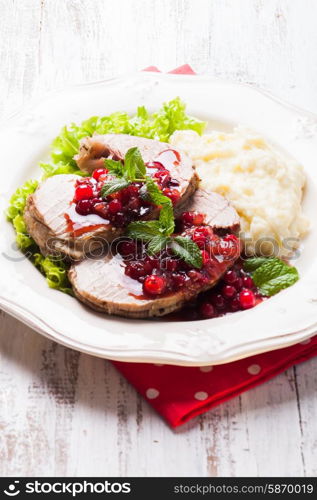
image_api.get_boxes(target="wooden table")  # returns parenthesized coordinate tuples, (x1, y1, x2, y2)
(1, 0, 317, 477)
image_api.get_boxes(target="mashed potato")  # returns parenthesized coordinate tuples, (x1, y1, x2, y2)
(170, 128, 309, 257)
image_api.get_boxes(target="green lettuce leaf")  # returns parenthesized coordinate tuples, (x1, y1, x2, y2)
(6, 180, 72, 293)
(49, 97, 206, 167)
(6, 179, 39, 222)
(33, 254, 73, 295)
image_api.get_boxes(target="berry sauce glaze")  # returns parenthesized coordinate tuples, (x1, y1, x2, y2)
(65, 149, 183, 235)
(116, 212, 264, 320)
(164, 259, 265, 321)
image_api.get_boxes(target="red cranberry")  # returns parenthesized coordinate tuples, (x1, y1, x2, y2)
(195, 226, 210, 237)
(93, 202, 109, 219)
(143, 275, 166, 296)
(92, 168, 108, 180)
(120, 185, 140, 203)
(224, 234, 239, 244)
(108, 199, 123, 214)
(192, 213, 205, 225)
(242, 275, 254, 288)
(187, 270, 202, 282)
(171, 273, 186, 289)
(181, 212, 195, 225)
(74, 184, 93, 201)
(230, 297, 241, 311)
(200, 302, 215, 319)
(143, 259, 155, 274)
(76, 178, 91, 185)
(234, 277, 243, 291)
(162, 188, 180, 204)
(75, 199, 93, 216)
(165, 259, 178, 272)
(238, 289, 256, 309)
(220, 234, 240, 258)
(98, 173, 109, 182)
(113, 212, 127, 227)
(128, 197, 141, 210)
(222, 285, 236, 298)
(91, 197, 103, 205)
(211, 293, 226, 309)
(118, 241, 137, 257)
(224, 270, 237, 284)
(142, 257, 160, 274)
(192, 228, 208, 246)
(128, 184, 140, 196)
(125, 262, 147, 280)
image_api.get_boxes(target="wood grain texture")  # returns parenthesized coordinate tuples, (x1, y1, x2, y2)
(1, 0, 317, 477)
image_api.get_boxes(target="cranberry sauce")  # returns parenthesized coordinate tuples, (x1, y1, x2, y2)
(117, 211, 241, 300)
(72, 150, 182, 229)
(164, 260, 265, 321)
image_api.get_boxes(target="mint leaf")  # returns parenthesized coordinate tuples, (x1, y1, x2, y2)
(142, 177, 172, 206)
(159, 203, 175, 236)
(147, 235, 168, 256)
(248, 257, 299, 296)
(127, 220, 161, 241)
(104, 158, 124, 176)
(258, 272, 299, 296)
(125, 147, 146, 179)
(100, 178, 130, 197)
(243, 257, 269, 272)
(170, 236, 203, 269)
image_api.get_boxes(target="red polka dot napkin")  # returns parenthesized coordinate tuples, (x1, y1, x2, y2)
(112, 65, 317, 428)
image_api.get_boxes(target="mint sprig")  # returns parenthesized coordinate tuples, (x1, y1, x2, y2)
(102, 146, 203, 269)
(243, 257, 299, 296)
(100, 178, 130, 196)
(125, 147, 146, 179)
(101, 147, 171, 209)
(104, 158, 125, 177)
(170, 236, 203, 269)
(127, 204, 202, 269)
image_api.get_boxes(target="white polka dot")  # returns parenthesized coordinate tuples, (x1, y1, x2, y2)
(146, 388, 160, 399)
(300, 338, 312, 345)
(153, 363, 164, 367)
(247, 364, 261, 375)
(194, 391, 208, 401)
(199, 366, 213, 373)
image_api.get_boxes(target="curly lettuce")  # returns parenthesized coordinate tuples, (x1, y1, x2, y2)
(7, 97, 206, 294)
(6, 180, 73, 294)
(49, 97, 206, 168)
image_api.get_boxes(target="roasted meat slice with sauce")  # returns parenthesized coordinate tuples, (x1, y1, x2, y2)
(74, 133, 198, 205)
(24, 174, 119, 260)
(68, 189, 241, 318)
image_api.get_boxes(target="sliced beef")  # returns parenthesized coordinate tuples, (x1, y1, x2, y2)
(74, 133, 198, 206)
(68, 190, 240, 318)
(75, 134, 169, 172)
(175, 188, 240, 233)
(69, 254, 198, 318)
(24, 174, 119, 260)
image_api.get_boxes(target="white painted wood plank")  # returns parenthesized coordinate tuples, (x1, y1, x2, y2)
(0, 0, 317, 477)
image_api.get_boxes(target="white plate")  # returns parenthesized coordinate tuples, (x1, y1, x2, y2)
(1, 72, 317, 366)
